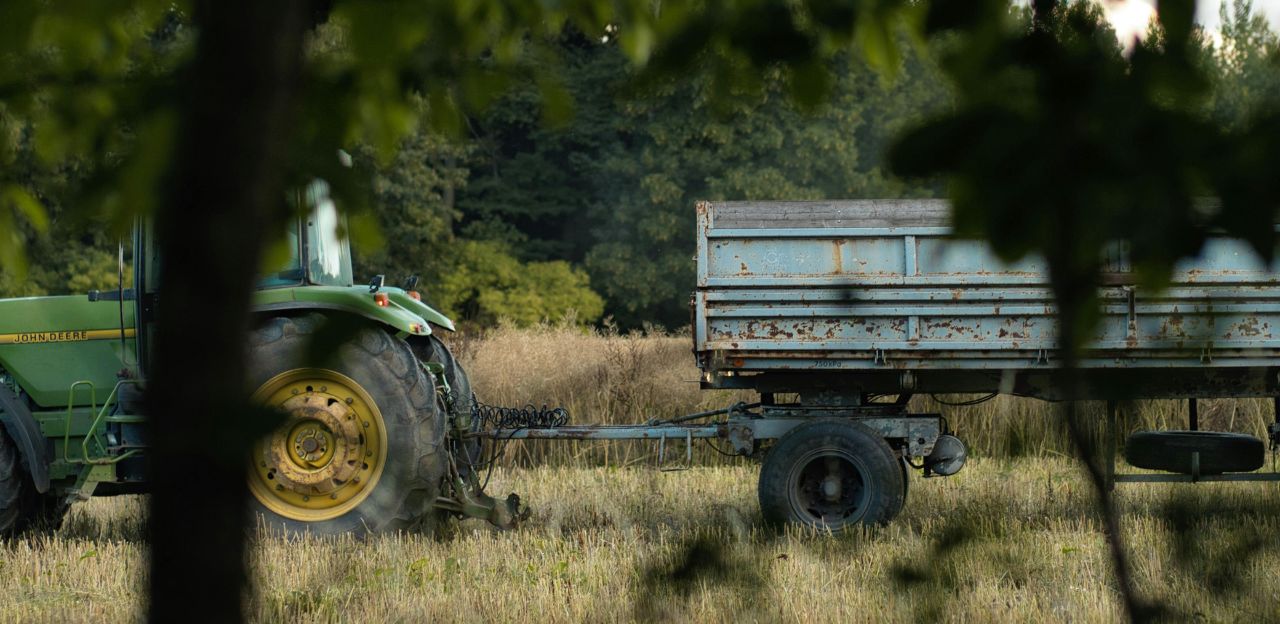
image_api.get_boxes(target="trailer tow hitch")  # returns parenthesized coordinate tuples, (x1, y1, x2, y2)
(433, 452, 529, 529)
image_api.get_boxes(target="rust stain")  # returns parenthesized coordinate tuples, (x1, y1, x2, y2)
(1235, 317, 1263, 337)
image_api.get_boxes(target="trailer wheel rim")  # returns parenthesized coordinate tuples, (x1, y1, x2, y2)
(248, 369, 388, 522)
(786, 448, 870, 527)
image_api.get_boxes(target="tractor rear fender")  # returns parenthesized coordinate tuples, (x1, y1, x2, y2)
(0, 385, 50, 493)
(252, 285, 455, 336)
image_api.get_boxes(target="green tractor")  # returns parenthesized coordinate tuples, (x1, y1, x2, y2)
(0, 181, 516, 535)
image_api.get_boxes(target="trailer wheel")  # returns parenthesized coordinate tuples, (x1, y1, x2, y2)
(0, 430, 65, 535)
(758, 420, 905, 531)
(246, 315, 448, 536)
(1125, 430, 1265, 475)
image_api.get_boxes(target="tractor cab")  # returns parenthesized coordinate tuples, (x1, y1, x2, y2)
(259, 180, 354, 289)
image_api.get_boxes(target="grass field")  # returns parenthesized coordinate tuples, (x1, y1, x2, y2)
(3, 458, 1279, 623)
(2, 326, 1279, 622)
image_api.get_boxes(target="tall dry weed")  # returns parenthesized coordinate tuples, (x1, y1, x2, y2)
(442, 321, 749, 466)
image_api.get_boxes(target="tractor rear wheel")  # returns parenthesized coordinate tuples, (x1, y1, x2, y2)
(0, 431, 66, 535)
(246, 315, 448, 536)
(411, 336, 482, 478)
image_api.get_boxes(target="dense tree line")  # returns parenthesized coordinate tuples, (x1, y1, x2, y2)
(3, 1, 1277, 330)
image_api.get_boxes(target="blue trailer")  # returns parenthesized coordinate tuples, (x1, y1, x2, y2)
(488, 200, 1280, 530)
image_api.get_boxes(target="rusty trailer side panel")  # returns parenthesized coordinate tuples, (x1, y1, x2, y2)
(694, 200, 1280, 399)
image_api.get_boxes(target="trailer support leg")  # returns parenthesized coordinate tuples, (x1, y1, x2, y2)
(1271, 397, 1280, 453)
(1106, 400, 1118, 492)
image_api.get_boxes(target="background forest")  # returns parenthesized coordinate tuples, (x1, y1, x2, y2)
(3, 1, 1278, 330)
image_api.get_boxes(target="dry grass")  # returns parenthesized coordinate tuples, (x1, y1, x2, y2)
(450, 323, 752, 466)
(3, 458, 1279, 623)
(2, 326, 1278, 622)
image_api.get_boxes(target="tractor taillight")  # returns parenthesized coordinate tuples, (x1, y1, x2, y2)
(374, 292, 389, 307)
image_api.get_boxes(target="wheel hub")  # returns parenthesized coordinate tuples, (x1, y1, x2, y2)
(820, 475, 843, 501)
(248, 369, 387, 522)
(791, 452, 867, 525)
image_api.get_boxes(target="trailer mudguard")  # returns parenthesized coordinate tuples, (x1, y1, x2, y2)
(0, 386, 50, 493)
(252, 285, 455, 336)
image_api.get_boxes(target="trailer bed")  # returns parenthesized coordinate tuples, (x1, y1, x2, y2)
(693, 200, 1280, 399)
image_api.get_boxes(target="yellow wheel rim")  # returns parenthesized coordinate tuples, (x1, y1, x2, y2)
(248, 368, 388, 522)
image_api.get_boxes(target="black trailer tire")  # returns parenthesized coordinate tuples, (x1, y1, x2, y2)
(758, 420, 905, 531)
(410, 336, 482, 477)
(246, 315, 448, 536)
(0, 431, 65, 536)
(1125, 430, 1265, 475)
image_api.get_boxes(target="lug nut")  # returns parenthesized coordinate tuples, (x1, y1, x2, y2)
(345, 397, 354, 405)
(302, 496, 310, 502)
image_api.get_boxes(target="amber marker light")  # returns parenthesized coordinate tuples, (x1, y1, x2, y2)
(374, 292, 390, 307)
(408, 290, 421, 301)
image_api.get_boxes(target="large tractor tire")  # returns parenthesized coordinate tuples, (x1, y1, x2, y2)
(758, 419, 905, 532)
(411, 336, 482, 477)
(246, 315, 448, 536)
(0, 431, 66, 535)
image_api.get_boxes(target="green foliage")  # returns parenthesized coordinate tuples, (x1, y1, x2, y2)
(5, 0, 1280, 335)
(348, 125, 468, 285)
(460, 32, 949, 327)
(0, 3, 181, 296)
(433, 239, 604, 327)
(1207, 0, 1280, 127)
(348, 120, 603, 327)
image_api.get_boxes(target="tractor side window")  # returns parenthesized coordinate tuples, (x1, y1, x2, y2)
(258, 227, 303, 287)
(304, 179, 354, 287)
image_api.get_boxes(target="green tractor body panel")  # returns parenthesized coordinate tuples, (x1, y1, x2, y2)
(0, 295, 137, 408)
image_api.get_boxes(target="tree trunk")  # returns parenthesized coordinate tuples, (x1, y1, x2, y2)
(147, 2, 309, 621)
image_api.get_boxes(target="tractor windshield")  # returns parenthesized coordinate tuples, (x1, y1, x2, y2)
(303, 179, 354, 287)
